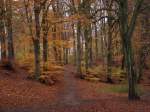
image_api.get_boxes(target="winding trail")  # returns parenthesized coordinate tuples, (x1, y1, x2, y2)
(57, 65, 81, 106)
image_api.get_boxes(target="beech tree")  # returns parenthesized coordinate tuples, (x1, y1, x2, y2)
(42, 1, 51, 63)
(6, 0, 15, 65)
(117, 0, 144, 100)
(23, 0, 49, 79)
(0, 0, 6, 61)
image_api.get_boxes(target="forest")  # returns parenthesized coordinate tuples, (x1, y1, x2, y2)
(0, 0, 150, 112)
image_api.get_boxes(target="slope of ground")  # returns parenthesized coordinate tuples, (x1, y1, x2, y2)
(0, 65, 150, 112)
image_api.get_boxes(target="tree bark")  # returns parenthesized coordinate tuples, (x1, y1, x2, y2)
(6, 0, 14, 65)
(42, 6, 49, 62)
(118, 0, 143, 100)
(0, 0, 6, 61)
(34, 1, 41, 79)
(77, 21, 82, 75)
(95, 23, 98, 60)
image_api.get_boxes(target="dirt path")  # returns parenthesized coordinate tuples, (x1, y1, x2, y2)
(57, 65, 81, 106)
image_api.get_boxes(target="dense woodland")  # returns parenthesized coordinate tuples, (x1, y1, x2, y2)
(0, 0, 150, 112)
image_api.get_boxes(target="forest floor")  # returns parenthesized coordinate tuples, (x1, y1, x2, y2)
(0, 65, 150, 112)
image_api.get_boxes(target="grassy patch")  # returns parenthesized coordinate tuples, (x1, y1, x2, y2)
(98, 84, 144, 95)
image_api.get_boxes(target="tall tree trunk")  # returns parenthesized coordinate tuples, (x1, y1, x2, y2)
(106, 28, 113, 83)
(106, 12, 113, 83)
(72, 25, 76, 65)
(77, 21, 82, 75)
(33, 39, 41, 79)
(34, 1, 41, 79)
(43, 33, 48, 62)
(84, 27, 89, 72)
(124, 38, 139, 100)
(42, 7, 49, 63)
(0, 0, 6, 61)
(6, 0, 14, 64)
(84, 24, 92, 72)
(95, 23, 98, 60)
(0, 33, 6, 61)
(118, 0, 143, 100)
(89, 30, 93, 67)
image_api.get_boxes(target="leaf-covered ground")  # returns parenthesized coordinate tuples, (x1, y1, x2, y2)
(0, 65, 150, 112)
